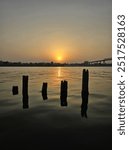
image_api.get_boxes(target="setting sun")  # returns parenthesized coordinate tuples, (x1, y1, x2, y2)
(52, 49, 65, 62)
(57, 56, 62, 61)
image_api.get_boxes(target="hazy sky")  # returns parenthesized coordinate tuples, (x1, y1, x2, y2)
(0, 0, 111, 62)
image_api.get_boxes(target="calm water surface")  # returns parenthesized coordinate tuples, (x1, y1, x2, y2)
(0, 67, 112, 149)
(0, 67, 112, 117)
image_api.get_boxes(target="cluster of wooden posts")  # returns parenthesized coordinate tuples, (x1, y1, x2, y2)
(12, 69, 89, 118)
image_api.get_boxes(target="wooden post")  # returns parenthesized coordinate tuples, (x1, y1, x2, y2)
(22, 76, 28, 96)
(42, 82, 48, 100)
(81, 69, 89, 118)
(12, 86, 18, 95)
(22, 75, 29, 109)
(60, 80, 68, 106)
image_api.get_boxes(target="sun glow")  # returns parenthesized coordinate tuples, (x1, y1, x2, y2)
(57, 56, 62, 61)
(52, 48, 66, 62)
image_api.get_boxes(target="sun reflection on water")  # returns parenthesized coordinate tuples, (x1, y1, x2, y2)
(57, 67, 61, 78)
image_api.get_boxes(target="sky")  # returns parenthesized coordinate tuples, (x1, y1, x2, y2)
(0, 0, 112, 63)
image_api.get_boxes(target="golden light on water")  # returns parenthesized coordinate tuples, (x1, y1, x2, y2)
(57, 67, 61, 78)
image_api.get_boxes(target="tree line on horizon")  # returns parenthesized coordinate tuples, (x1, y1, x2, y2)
(0, 60, 112, 67)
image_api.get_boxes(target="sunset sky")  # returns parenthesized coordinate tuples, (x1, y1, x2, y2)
(0, 0, 111, 63)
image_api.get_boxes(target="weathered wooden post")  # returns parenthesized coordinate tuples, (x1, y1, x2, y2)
(42, 82, 48, 100)
(81, 69, 89, 118)
(12, 86, 18, 95)
(22, 75, 29, 109)
(60, 80, 68, 106)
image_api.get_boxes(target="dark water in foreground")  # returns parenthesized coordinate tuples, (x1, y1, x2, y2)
(0, 67, 112, 150)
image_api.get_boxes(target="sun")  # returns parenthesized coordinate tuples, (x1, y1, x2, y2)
(54, 50, 65, 62)
(57, 56, 62, 61)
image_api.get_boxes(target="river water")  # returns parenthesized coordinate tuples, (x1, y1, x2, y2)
(0, 67, 112, 149)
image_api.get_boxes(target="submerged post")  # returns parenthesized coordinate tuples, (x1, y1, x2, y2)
(42, 82, 48, 100)
(12, 86, 18, 95)
(81, 69, 89, 118)
(22, 75, 29, 109)
(60, 80, 68, 106)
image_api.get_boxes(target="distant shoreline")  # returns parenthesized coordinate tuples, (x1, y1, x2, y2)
(0, 60, 112, 67)
(0, 65, 112, 67)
